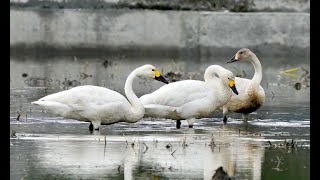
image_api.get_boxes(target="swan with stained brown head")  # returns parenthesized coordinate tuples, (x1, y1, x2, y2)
(223, 48, 265, 123)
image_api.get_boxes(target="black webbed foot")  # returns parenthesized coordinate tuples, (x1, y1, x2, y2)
(176, 120, 181, 129)
(89, 122, 94, 131)
(223, 116, 227, 124)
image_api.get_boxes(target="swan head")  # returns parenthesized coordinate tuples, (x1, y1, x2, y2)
(222, 71, 239, 95)
(136, 64, 169, 84)
(227, 77, 238, 95)
(227, 48, 253, 63)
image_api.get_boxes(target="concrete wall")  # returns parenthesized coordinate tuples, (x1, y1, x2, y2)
(10, 9, 309, 58)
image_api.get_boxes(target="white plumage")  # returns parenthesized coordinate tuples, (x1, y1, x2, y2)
(223, 48, 265, 123)
(140, 65, 239, 128)
(31, 64, 168, 131)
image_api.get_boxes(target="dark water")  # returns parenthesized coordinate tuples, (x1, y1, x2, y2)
(10, 103, 310, 180)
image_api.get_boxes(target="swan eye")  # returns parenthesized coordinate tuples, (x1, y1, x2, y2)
(152, 69, 155, 71)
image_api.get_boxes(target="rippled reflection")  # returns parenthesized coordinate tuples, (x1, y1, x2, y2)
(10, 116, 310, 180)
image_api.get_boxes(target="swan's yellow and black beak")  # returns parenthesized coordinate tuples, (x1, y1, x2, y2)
(154, 69, 169, 84)
(229, 79, 239, 95)
(227, 55, 238, 63)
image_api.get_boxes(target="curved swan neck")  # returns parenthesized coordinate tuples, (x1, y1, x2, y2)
(250, 54, 262, 87)
(204, 65, 220, 82)
(204, 66, 227, 90)
(124, 69, 145, 121)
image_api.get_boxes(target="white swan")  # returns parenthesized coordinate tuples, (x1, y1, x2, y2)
(140, 65, 239, 128)
(31, 64, 168, 131)
(223, 48, 265, 123)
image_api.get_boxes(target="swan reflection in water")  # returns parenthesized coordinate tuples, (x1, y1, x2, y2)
(13, 131, 265, 180)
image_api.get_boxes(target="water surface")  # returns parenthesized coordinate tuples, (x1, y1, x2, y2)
(10, 55, 310, 179)
(10, 104, 310, 180)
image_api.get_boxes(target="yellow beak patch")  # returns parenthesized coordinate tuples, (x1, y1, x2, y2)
(229, 79, 235, 87)
(154, 69, 161, 77)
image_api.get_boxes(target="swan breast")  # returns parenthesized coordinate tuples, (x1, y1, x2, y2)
(234, 86, 265, 113)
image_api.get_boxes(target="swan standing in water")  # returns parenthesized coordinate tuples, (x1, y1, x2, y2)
(140, 65, 239, 129)
(223, 48, 265, 123)
(31, 64, 168, 131)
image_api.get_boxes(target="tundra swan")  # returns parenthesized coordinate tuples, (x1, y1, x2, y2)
(223, 48, 265, 123)
(31, 64, 168, 131)
(140, 65, 239, 129)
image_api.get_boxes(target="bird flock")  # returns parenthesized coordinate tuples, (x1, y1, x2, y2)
(32, 48, 265, 131)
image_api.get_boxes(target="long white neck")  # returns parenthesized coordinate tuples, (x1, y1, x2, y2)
(124, 69, 145, 122)
(250, 53, 262, 88)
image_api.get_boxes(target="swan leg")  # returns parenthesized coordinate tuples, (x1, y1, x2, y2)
(223, 106, 228, 124)
(187, 118, 196, 128)
(89, 122, 99, 131)
(89, 122, 94, 131)
(223, 116, 228, 124)
(242, 114, 249, 122)
(176, 120, 181, 129)
(91, 121, 101, 131)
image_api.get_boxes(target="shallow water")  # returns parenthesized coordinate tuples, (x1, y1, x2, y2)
(10, 54, 310, 179)
(10, 103, 310, 180)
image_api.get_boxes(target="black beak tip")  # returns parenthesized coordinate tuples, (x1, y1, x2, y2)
(227, 55, 237, 63)
(231, 86, 239, 95)
(156, 75, 169, 84)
